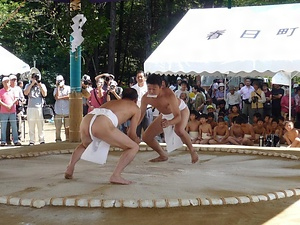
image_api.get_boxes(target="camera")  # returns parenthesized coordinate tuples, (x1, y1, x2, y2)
(105, 77, 110, 82)
(82, 74, 91, 85)
(252, 96, 259, 103)
(32, 73, 41, 83)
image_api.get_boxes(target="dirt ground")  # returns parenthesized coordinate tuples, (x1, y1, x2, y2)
(0, 123, 299, 225)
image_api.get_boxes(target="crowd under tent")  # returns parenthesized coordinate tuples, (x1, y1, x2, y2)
(144, 3, 300, 119)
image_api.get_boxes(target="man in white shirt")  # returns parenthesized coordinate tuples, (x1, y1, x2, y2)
(239, 78, 254, 120)
(132, 70, 153, 138)
(53, 75, 71, 142)
(226, 86, 241, 111)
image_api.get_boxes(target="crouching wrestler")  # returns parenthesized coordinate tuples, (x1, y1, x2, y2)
(64, 88, 141, 185)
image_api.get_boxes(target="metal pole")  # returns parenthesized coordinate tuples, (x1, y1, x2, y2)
(69, 0, 82, 142)
(228, 0, 232, 9)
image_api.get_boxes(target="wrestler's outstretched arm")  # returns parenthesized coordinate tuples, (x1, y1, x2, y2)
(128, 107, 141, 144)
(138, 94, 148, 125)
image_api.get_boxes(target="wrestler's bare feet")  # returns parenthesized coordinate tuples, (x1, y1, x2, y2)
(110, 175, 133, 185)
(64, 166, 74, 179)
(191, 151, 199, 164)
(149, 156, 168, 162)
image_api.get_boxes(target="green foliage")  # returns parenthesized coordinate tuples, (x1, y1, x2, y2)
(0, 0, 299, 103)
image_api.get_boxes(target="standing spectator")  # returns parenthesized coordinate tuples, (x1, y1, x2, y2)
(280, 87, 294, 119)
(191, 85, 205, 113)
(0, 77, 21, 146)
(6, 75, 25, 143)
(226, 86, 241, 111)
(249, 81, 266, 124)
(175, 80, 190, 102)
(132, 70, 153, 138)
(88, 77, 106, 112)
(24, 72, 47, 145)
(17, 80, 26, 141)
(173, 77, 182, 92)
(215, 83, 226, 104)
(106, 80, 122, 102)
(239, 78, 254, 122)
(271, 84, 284, 118)
(53, 75, 70, 142)
(262, 83, 272, 117)
(81, 74, 92, 116)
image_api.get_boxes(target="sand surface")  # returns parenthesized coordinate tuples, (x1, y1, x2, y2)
(0, 123, 299, 224)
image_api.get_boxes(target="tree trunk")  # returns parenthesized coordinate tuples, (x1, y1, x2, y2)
(108, 2, 116, 75)
(115, 1, 124, 79)
(145, 0, 152, 59)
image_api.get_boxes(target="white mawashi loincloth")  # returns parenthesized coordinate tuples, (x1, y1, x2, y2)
(81, 108, 118, 164)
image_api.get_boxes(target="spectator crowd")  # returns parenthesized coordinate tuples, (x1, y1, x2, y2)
(0, 72, 299, 148)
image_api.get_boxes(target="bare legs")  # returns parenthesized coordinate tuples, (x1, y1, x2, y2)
(64, 116, 139, 185)
(142, 116, 168, 162)
(65, 143, 86, 179)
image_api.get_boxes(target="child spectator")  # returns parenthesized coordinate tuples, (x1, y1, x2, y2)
(283, 121, 300, 147)
(228, 116, 244, 145)
(207, 112, 218, 129)
(228, 105, 240, 126)
(186, 110, 200, 144)
(253, 118, 266, 144)
(196, 114, 212, 144)
(241, 116, 255, 146)
(264, 115, 272, 130)
(209, 117, 229, 144)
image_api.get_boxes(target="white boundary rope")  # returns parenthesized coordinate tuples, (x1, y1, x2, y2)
(0, 145, 299, 208)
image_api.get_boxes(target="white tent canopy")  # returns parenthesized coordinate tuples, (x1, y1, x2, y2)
(0, 46, 30, 75)
(144, 3, 300, 77)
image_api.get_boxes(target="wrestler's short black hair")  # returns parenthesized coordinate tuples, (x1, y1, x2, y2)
(199, 113, 208, 119)
(122, 88, 138, 101)
(146, 74, 162, 87)
(234, 116, 243, 125)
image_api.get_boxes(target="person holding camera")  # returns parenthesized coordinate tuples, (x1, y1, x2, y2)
(249, 81, 265, 124)
(239, 78, 255, 122)
(87, 77, 106, 112)
(106, 80, 122, 101)
(24, 73, 47, 145)
(81, 74, 92, 116)
(53, 75, 70, 142)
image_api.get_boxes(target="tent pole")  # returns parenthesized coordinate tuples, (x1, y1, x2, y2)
(289, 75, 292, 121)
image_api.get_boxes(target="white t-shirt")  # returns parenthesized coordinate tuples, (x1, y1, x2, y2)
(132, 82, 147, 108)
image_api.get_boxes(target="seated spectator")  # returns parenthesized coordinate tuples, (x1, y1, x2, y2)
(196, 114, 212, 144)
(209, 117, 229, 144)
(266, 119, 282, 137)
(186, 110, 200, 144)
(252, 112, 262, 127)
(207, 112, 218, 129)
(264, 114, 272, 130)
(253, 118, 266, 144)
(202, 97, 216, 114)
(240, 116, 255, 146)
(216, 99, 227, 115)
(228, 105, 240, 126)
(283, 121, 300, 147)
(228, 116, 244, 145)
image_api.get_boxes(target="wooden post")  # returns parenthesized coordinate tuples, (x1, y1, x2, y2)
(69, 0, 82, 142)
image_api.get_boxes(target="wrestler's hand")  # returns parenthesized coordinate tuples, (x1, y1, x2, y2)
(161, 119, 169, 128)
